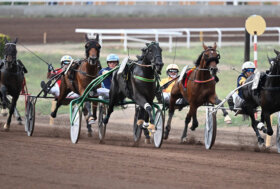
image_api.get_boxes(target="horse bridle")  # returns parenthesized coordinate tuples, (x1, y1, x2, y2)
(4, 43, 17, 66)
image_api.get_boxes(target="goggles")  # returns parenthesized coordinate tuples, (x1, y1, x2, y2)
(108, 61, 118, 64)
(246, 68, 255, 73)
(168, 69, 178, 73)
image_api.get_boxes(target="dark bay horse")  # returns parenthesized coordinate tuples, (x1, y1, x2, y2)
(103, 42, 163, 134)
(241, 49, 280, 145)
(0, 38, 26, 131)
(165, 43, 219, 141)
(50, 34, 101, 120)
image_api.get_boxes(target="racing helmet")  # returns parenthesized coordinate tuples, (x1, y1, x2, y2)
(106, 54, 119, 64)
(60, 55, 73, 66)
(242, 61, 255, 73)
(166, 64, 179, 78)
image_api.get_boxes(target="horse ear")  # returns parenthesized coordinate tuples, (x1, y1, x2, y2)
(95, 34, 99, 42)
(213, 42, 217, 49)
(267, 55, 273, 65)
(274, 49, 280, 56)
(14, 38, 18, 44)
(202, 42, 207, 50)
(4, 37, 8, 44)
(85, 34, 89, 42)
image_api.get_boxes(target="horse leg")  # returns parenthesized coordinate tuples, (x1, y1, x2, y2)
(0, 85, 7, 109)
(83, 102, 93, 136)
(50, 89, 70, 118)
(181, 105, 197, 142)
(164, 94, 180, 140)
(248, 111, 264, 145)
(263, 112, 273, 136)
(4, 95, 18, 131)
(103, 94, 118, 124)
(13, 107, 22, 124)
(216, 96, 231, 124)
(143, 110, 151, 144)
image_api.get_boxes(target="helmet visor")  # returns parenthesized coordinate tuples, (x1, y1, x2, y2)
(246, 68, 255, 73)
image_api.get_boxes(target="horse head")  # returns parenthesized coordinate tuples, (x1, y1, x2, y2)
(84, 34, 101, 65)
(141, 42, 164, 74)
(269, 49, 280, 75)
(3, 37, 18, 69)
(201, 42, 220, 76)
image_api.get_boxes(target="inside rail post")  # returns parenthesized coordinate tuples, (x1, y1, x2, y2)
(124, 32, 127, 51)
(169, 35, 172, 52)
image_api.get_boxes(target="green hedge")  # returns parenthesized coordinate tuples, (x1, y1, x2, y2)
(0, 33, 11, 59)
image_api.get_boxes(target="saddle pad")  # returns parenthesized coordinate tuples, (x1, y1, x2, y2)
(252, 71, 261, 90)
(117, 57, 129, 75)
(178, 65, 189, 82)
(184, 69, 194, 88)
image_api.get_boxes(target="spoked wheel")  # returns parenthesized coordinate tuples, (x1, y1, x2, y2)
(25, 96, 36, 136)
(70, 104, 82, 144)
(277, 113, 280, 153)
(152, 110, 164, 148)
(98, 103, 107, 143)
(133, 105, 142, 143)
(204, 107, 217, 150)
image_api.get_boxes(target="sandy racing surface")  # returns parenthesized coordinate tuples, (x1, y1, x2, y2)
(0, 108, 280, 189)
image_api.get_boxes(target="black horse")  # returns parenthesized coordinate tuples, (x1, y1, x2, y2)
(103, 42, 163, 137)
(0, 38, 27, 131)
(241, 49, 280, 145)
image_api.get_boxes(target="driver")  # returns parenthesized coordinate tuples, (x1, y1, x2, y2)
(97, 54, 119, 99)
(41, 55, 79, 99)
(231, 61, 256, 113)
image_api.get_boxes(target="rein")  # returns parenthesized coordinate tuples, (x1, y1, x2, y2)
(72, 68, 97, 79)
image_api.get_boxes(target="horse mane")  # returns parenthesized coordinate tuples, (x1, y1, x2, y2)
(194, 52, 203, 67)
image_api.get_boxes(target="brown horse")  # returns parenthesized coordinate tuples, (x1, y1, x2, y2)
(50, 34, 101, 120)
(165, 43, 220, 141)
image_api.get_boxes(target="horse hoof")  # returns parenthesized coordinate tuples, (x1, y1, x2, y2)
(224, 115, 232, 124)
(190, 126, 196, 131)
(1, 109, 8, 117)
(3, 124, 10, 132)
(17, 121, 23, 125)
(258, 137, 265, 146)
(145, 138, 151, 144)
(163, 131, 169, 140)
(181, 137, 187, 143)
(103, 117, 108, 124)
(87, 131, 92, 137)
(50, 112, 56, 118)
(147, 124, 156, 133)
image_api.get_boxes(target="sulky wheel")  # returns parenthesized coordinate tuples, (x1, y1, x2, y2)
(277, 112, 280, 153)
(204, 107, 217, 150)
(133, 105, 142, 143)
(98, 103, 107, 143)
(25, 96, 36, 137)
(153, 109, 164, 148)
(70, 104, 82, 144)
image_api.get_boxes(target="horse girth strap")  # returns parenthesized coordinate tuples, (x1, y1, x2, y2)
(133, 75, 155, 82)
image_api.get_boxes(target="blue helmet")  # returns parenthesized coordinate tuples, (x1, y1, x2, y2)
(106, 54, 119, 63)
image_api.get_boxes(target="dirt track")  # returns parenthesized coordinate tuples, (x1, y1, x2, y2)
(0, 110, 280, 189)
(0, 17, 279, 43)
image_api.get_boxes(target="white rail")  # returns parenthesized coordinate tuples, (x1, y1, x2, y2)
(75, 27, 280, 52)
(0, 0, 279, 6)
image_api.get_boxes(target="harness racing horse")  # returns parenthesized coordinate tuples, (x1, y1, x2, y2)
(50, 34, 101, 123)
(103, 42, 163, 137)
(165, 43, 219, 141)
(0, 38, 26, 131)
(241, 49, 280, 145)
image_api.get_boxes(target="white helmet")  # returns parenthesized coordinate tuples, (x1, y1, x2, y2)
(60, 55, 73, 65)
(106, 54, 119, 62)
(166, 64, 179, 78)
(166, 64, 179, 72)
(242, 61, 255, 71)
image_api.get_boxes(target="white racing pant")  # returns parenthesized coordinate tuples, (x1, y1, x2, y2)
(49, 83, 79, 99)
(97, 88, 110, 99)
(232, 92, 244, 109)
(163, 92, 183, 105)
